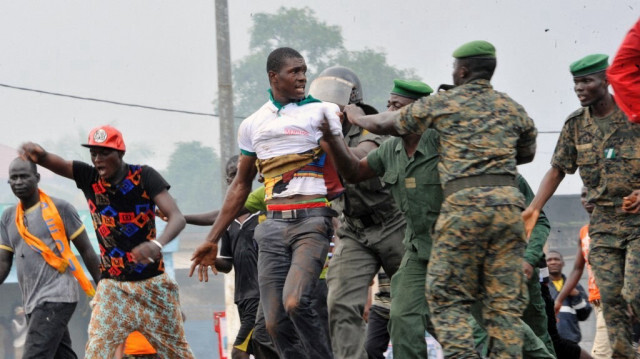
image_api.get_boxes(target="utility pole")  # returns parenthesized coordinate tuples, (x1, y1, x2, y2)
(215, 0, 239, 356)
(216, 0, 235, 193)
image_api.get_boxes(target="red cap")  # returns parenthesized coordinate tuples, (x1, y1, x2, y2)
(81, 125, 126, 151)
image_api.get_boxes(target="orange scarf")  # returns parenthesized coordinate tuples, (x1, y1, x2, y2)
(15, 190, 96, 297)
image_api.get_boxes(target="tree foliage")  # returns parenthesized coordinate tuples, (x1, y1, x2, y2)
(231, 6, 420, 121)
(161, 141, 221, 214)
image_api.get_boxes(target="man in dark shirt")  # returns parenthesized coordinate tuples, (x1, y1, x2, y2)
(21, 125, 194, 358)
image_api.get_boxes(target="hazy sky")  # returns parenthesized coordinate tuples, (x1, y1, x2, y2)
(0, 0, 638, 197)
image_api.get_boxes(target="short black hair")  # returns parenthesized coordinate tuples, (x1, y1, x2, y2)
(266, 47, 303, 73)
(547, 250, 563, 260)
(457, 57, 497, 80)
(11, 157, 37, 174)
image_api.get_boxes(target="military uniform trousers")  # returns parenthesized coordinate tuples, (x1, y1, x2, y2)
(588, 205, 640, 359)
(388, 248, 434, 358)
(427, 203, 528, 359)
(473, 268, 555, 358)
(327, 214, 406, 359)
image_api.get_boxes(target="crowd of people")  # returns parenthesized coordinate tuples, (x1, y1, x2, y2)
(0, 17, 639, 359)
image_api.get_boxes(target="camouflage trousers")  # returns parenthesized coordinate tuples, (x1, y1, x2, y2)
(589, 205, 640, 359)
(427, 203, 528, 359)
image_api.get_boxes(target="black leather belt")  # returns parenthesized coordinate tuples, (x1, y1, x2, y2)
(266, 207, 337, 219)
(443, 174, 517, 198)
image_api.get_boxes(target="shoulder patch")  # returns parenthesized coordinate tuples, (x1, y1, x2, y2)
(565, 107, 586, 123)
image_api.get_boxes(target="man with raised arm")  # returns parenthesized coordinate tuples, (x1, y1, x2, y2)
(190, 47, 343, 359)
(20, 125, 194, 358)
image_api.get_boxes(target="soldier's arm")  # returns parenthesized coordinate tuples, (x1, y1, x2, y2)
(518, 175, 550, 270)
(523, 166, 566, 237)
(319, 120, 377, 183)
(344, 105, 401, 136)
(516, 118, 537, 165)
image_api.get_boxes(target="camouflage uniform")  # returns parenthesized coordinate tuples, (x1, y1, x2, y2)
(327, 124, 406, 359)
(395, 79, 537, 358)
(552, 104, 640, 358)
(366, 130, 442, 358)
(473, 175, 556, 358)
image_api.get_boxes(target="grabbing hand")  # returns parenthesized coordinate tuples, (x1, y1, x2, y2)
(189, 241, 219, 282)
(343, 104, 365, 125)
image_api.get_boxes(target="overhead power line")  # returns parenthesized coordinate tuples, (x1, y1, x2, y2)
(0, 82, 245, 119)
(0, 82, 562, 133)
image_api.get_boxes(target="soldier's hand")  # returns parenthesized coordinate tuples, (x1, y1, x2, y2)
(521, 207, 540, 240)
(522, 261, 534, 280)
(343, 104, 365, 125)
(569, 288, 580, 297)
(189, 241, 219, 282)
(622, 190, 640, 213)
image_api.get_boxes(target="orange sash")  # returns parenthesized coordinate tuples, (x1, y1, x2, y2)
(15, 190, 96, 297)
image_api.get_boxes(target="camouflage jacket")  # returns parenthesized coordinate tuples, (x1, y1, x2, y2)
(552, 104, 640, 206)
(395, 79, 537, 207)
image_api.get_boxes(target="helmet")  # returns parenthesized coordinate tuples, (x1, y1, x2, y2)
(317, 66, 364, 105)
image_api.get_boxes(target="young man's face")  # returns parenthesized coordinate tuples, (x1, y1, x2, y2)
(89, 147, 123, 181)
(271, 57, 307, 102)
(573, 73, 608, 107)
(8, 160, 39, 201)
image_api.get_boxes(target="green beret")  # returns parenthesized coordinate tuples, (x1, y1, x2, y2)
(390, 79, 433, 99)
(452, 40, 496, 59)
(570, 54, 609, 77)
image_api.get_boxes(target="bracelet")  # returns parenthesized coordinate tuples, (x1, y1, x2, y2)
(150, 240, 163, 250)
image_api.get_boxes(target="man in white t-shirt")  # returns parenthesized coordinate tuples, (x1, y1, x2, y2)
(190, 47, 343, 359)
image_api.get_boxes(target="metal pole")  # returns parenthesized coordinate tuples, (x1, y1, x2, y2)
(215, 0, 235, 193)
(215, 1, 239, 357)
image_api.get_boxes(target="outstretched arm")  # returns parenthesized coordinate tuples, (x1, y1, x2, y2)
(344, 104, 402, 136)
(522, 166, 565, 237)
(319, 118, 377, 183)
(20, 142, 74, 179)
(190, 154, 257, 282)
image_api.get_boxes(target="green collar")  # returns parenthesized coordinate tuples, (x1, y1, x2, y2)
(268, 89, 321, 112)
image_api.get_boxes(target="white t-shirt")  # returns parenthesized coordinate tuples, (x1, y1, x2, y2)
(238, 99, 343, 199)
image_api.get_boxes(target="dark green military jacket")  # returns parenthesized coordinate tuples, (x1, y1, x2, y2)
(367, 130, 441, 260)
